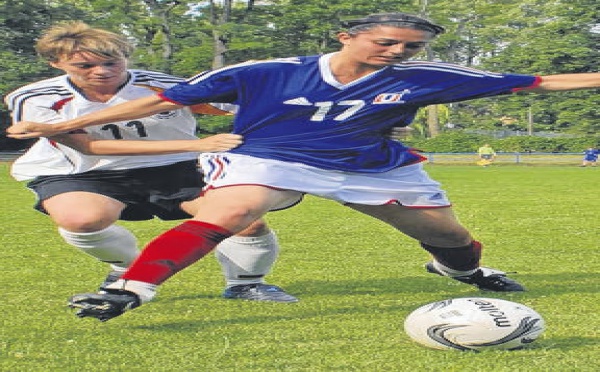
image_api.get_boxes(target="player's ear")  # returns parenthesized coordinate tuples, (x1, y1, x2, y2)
(337, 32, 352, 44)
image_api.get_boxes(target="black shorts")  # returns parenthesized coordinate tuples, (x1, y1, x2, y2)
(27, 160, 203, 221)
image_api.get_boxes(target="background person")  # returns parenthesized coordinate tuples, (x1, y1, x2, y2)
(477, 143, 497, 166)
(580, 146, 599, 167)
(4, 21, 297, 303)
(8, 12, 600, 322)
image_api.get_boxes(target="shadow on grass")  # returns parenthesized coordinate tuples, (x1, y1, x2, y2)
(536, 336, 600, 351)
(127, 272, 595, 315)
(163, 271, 599, 303)
(133, 300, 415, 331)
(122, 272, 600, 353)
(129, 305, 598, 353)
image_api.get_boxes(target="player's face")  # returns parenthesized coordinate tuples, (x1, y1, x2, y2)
(50, 52, 129, 91)
(338, 26, 432, 67)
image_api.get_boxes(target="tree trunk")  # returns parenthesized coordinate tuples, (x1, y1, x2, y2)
(427, 105, 440, 137)
(419, 0, 440, 137)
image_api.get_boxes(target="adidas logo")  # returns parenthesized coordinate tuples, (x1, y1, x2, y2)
(283, 97, 312, 105)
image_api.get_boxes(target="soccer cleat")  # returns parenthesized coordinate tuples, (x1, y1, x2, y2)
(222, 283, 299, 303)
(425, 262, 525, 292)
(68, 289, 141, 322)
(98, 270, 123, 291)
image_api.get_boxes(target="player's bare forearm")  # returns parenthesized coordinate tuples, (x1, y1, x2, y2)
(532, 73, 600, 92)
(6, 95, 182, 139)
(83, 134, 244, 155)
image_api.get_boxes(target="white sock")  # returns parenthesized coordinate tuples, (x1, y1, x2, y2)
(110, 265, 129, 274)
(432, 260, 477, 277)
(105, 279, 157, 303)
(58, 225, 139, 270)
(215, 230, 280, 288)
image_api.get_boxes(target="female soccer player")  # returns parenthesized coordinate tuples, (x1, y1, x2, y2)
(5, 22, 297, 305)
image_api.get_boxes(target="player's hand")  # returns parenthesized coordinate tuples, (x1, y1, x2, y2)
(6, 121, 61, 139)
(194, 133, 244, 152)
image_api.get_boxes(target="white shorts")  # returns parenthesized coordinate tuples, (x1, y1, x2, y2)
(199, 153, 450, 209)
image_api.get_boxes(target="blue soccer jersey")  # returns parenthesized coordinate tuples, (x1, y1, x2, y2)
(161, 53, 539, 173)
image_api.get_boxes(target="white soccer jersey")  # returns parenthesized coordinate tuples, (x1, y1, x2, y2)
(5, 70, 201, 181)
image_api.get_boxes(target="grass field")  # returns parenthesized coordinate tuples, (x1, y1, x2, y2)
(0, 163, 598, 371)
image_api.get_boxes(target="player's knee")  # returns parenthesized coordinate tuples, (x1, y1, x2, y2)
(52, 214, 115, 232)
(205, 206, 266, 233)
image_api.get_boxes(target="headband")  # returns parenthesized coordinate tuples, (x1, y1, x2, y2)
(341, 13, 445, 35)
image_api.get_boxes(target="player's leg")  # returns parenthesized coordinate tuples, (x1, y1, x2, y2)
(69, 185, 302, 321)
(216, 220, 298, 302)
(181, 194, 298, 303)
(43, 191, 138, 288)
(346, 203, 524, 292)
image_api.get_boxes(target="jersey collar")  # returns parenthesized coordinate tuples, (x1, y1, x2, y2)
(319, 52, 386, 89)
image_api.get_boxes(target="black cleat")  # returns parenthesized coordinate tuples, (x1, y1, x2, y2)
(68, 289, 141, 322)
(426, 262, 525, 292)
(222, 283, 299, 303)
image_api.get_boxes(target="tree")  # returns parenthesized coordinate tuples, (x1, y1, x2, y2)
(1, 0, 597, 138)
(0, 0, 89, 92)
(421, 0, 599, 134)
(0, 0, 89, 150)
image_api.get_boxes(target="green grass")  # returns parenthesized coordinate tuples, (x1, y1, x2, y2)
(1, 163, 598, 371)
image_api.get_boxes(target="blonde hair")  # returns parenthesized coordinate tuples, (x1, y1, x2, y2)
(36, 21, 134, 62)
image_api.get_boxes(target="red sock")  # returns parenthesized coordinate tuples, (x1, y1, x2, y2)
(420, 241, 482, 271)
(122, 221, 232, 284)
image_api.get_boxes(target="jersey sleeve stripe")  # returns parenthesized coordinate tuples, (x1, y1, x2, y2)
(6, 88, 72, 122)
(394, 61, 505, 78)
(6, 87, 71, 108)
(132, 70, 186, 84)
(185, 58, 302, 85)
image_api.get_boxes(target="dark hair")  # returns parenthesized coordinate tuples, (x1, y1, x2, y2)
(341, 13, 445, 36)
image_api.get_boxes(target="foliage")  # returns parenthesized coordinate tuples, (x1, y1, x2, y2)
(1, 0, 598, 144)
(403, 131, 491, 152)
(402, 130, 599, 153)
(195, 114, 234, 135)
(0, 0, 90, 149)
(496, 135, 600, 153)
(0, 0, 88, 93)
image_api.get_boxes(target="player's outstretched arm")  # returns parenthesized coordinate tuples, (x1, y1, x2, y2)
(6, 95, 182, 139)
(531, 73, 600, 92)
(56, 133, 244, 155)
(88, 134, 244, 154)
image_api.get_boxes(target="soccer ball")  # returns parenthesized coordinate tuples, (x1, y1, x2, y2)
(404, 297, 545, 351)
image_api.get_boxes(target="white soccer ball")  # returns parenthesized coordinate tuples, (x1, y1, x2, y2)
(404, 297, 545, 351)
